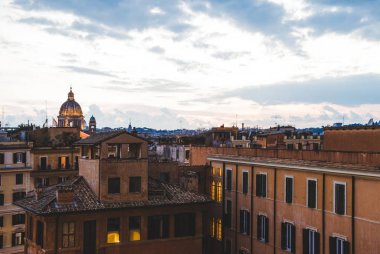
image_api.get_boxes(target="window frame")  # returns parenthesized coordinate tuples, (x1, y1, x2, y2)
(333, 181, 346, 215)
(62, 222, 75, 248)
(306, 178, 318, 209)
(108, 177, 121, 194)
(256, 172, 267, 198)
(284, 176, 294, 204)
(129, 176, 141, 193)
(225, 169, 232, 191)
(15, 173, 23, 185)
(128, 216, 141, 241)
(242, 170, 249, 194)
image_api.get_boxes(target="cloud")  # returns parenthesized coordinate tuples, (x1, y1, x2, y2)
(59, 66, 116, 77)
(227, 74, 380, 106)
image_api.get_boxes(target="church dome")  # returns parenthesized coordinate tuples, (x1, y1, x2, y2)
(59, 88, 83, 117)
(89, 115, 96, 123)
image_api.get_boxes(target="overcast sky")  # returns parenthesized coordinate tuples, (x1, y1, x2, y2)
(1, 0, 380, 129)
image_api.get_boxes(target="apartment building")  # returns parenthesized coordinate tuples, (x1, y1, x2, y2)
(207, 154, 380, 254)
(15, 131, 210, 254)
(0, 140, 33, 254)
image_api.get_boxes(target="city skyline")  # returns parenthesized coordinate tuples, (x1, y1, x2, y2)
(1, 0, 380, 129)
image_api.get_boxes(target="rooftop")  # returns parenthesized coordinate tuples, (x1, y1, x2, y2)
(208, 154, 380, 177)
(14, 176, 210, 215)
(75, 130, 129, 145)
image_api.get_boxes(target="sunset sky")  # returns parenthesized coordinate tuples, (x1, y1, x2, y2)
(1, 0, 380, 129)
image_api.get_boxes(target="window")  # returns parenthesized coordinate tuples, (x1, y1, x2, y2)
(129, 216, 141, 241)
(13, 152, 26, 164)
(160, 172, 170, 183)
(58, 176, 68, 184)
(212, 167, 222, 176)
(107, 218, 120, 243)
(0, 194, 3, 206)
(175, 213, 195, 237)
(12, 214, 25, 225)
(0, 153, 4, 164)
(63, 222, 75, 248)
(210, 217, 215, 238)
(334, 182, 346, 215)
(281, 222, 295, 253)
(303, 228, 320, 254)
(36, 220, 44, 247)
(256, 173, 267, 197)
(211, 181, 216, 200)
(58, 156, 70, 169)
(0, 216, 3, 227)
(216, 218, 222, 241)
(225, 239, 232, 254)
(242, 171, 248, 194)
(216, 182, 222, 203)
(74, 156, 79, 169)
(285, 177, 293, 204)
(0, 235, 2, 249)
(13, 192, 26, 202)
(16, 173, 23, 185)
(129, 176, 141, 193)
(307, 179, 317, 209)
(225, 200, 232, 228)
(329, 236, 349, 254)
(37, 177, 49, 187)
(148, 215, 169, 240)
(40, 157, 47, 170)
(108, 177, 120, 194)
(226, 169, 232, 191)
(240, 210, 250, 235)
(257, 215, 269, 242)
(12, 232, 24, 246)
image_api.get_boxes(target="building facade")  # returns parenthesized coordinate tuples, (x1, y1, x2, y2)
(0, 141, 33, 254)
(207, 154, 380, 254)
(15, 131, 210, 254)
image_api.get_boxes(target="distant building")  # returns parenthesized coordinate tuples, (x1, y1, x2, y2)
(57, 88, 85, 130)
(324, 125, 380, 152)
(284, 133, 322, 150)
(207, 125, 239, 147)
(0, 140, 33, 253)
(89, 115, 96, 134)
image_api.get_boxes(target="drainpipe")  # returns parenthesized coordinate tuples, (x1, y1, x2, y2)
(322, 173, 325, 254)
(222, 162, 226, 253)
(250, 166, 254, 254)
(274, 167, 277, 254)
(352, 176, 355, 254)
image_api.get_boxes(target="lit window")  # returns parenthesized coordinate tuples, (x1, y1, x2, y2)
(129, 216, 141, 241)
(216, 182, 222, 203)
(62, 222, 75, 248)
(107, 218, 120, 244)
(211, 181, 216, 200)
(210, 217, 215, 237)
(216, 219, 222, 241)
(218, 168, 222, 177)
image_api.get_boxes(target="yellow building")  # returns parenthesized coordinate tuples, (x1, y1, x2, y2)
(0, 141, 32, 254)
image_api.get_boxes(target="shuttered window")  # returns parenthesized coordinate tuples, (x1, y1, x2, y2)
(0, 154, 4, 164)
(242, 171, 249, 194)
(225, 200, 232, 228)
(257, 215, 269, 242)
(12, 232, 24, 246)
(307, 180, 317, 209)
(36, 221, 44, 247)
(16, 174, 23, 185)
(256, 174, 267, 197)
(148, 215, 169, 240)
(108, 177, 120, 194)
(0, 194, 3, 206)
(226, 169, 232, 191)
(281, 222, 296, 253)
(334, 183, 346, 215)
(303, 228, 320, 254)
(329, 237, 349, 254)
(239, 210, 250, 235)
(285, 177, 293, 204)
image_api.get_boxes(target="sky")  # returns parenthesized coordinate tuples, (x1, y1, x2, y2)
(1, 0, 380, 129)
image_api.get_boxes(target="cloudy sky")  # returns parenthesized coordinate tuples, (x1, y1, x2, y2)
(1, 0, 380, 129)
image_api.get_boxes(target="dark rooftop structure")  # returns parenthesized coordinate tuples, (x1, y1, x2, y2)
(14, 176, 210, 215)
(75, 130, 126, 145)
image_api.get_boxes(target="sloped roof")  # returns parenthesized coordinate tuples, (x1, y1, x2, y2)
(75, 130, 126, 145)
(14, 176, 210, 215)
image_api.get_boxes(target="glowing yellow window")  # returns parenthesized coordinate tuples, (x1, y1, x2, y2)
(129, 216, 141, 241)
(211, 181, 216, 200)
(218, 168, 222, 177)
(107, 218, 120, 244)
(210, 217, 215, 237)
(216, 218, 222, 241)
(216, 182, 222, 203)
(212, 167, 216, 176)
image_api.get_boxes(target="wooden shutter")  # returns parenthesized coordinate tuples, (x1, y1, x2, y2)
(65, 157, 70, 169)
(286, 178, 293, 203)
(281, 223, 286, 250)
(265, 217, 269, 243)
(13, 153, 17, 163)
(262, 174, 267, 197)
(163, 215, 169, 238)
(246, 211, 250, 235)
(243, 172, 248, 194)
(302, 228, 309, 254)
(22, 153, 26, 163)
(315, 232, 320, 254)
(257, 216, 262, 240)
(343, 240, 350, 254)
(291, 224, 296, 253)
(308, 180, 316, 208)
(239, 210, 244, 233)
(256, 174, 261, 196)
(11, 233, 15, 246)
(335, 184, 345, 215)
(227, 170, 232, 190)
(329, 237, 336, 254)
(0, 194, 4, 205)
